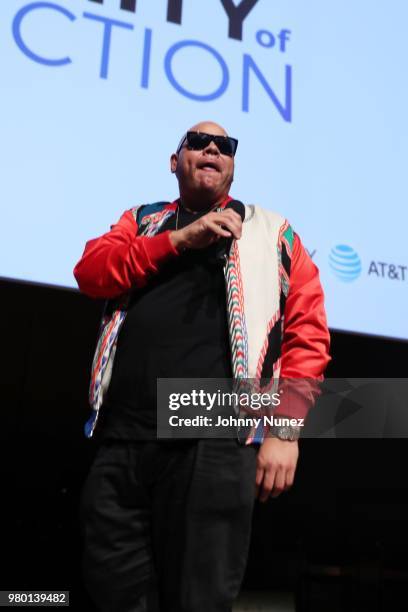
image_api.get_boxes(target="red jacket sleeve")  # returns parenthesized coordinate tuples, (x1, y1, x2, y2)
(73, 209, 179, 299)
(274, 232, 331, 420)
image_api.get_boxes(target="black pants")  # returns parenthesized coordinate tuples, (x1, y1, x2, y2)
(79, 438, 258, 612)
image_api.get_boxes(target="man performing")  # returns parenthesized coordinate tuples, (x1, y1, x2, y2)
(74, 121, 331, 611)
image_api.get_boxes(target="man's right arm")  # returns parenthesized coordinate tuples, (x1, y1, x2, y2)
(73, 209, 179, 299)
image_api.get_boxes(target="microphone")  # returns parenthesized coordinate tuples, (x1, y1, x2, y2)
(213, 200, 246, 264)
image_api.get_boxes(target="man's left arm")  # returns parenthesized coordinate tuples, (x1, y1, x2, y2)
(256, 231, 331, 501)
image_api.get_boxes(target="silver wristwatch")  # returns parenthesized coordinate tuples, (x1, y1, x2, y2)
(269, 424, 301, 441)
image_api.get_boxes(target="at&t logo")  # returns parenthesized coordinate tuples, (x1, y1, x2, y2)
(329, 245, 362, 283)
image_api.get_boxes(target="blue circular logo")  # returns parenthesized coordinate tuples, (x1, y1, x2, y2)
(329, 245, 362, 282)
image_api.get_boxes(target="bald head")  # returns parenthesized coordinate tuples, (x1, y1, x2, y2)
(189, 120, 227, 135)
(171, 120, 235, 211)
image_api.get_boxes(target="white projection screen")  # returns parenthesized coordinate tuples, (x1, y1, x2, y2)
(1, 0, 407, 340)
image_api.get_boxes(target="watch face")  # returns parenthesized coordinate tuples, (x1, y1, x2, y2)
(279, 426, 292, 440)
(274, 425, 300, 441)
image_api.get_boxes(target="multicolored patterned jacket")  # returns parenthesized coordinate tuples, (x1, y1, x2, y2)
(73, 198, 331, 443)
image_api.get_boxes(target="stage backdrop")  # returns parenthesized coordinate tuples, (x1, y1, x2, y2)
(1, 0, 407, 340)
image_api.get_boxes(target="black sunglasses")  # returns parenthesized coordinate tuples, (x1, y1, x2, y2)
(177, 131, 238, 157)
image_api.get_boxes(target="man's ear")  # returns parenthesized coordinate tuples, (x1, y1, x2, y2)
(170, 153, 178, 174)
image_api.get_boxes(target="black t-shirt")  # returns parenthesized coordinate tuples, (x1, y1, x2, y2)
(98, 203, 233, 441)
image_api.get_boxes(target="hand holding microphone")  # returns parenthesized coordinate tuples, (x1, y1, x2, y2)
(170, 200, 245, 259)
